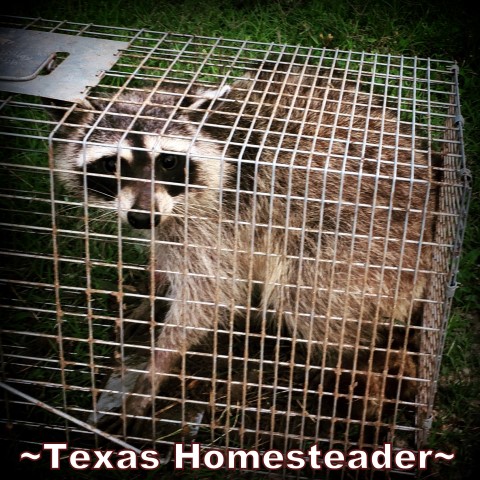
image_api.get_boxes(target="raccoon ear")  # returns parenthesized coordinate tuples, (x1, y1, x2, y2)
(181, 85, 231, 111)
(44, 98, 97, 124)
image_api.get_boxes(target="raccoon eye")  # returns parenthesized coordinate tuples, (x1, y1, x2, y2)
(159, 153, 180, 170)
(102, 156, 118, 173)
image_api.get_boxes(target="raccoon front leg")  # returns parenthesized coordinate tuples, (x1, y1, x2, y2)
(124, 316, 184, 415)
(122, 288, 223, 434)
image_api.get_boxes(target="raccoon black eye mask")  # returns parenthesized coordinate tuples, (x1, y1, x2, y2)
(77, 147, 200, 229)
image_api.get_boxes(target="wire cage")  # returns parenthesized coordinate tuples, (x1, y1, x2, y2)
(0, 17, 471, 477)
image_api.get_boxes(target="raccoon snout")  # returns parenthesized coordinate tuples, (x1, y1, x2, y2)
(127, 210, 160, 229)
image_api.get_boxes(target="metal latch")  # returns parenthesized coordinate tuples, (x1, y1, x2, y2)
(0, 27, 128, 102)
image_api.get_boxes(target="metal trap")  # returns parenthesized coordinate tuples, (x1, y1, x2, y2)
(0, 16, 470, 478)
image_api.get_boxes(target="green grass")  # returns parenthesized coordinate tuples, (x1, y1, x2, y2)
(1, 0, 479, 478)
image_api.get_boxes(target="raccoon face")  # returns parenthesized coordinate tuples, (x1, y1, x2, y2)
(80, 136, 195, 229)
(53, 85, 232, 229)
(85, 149, 190, 228)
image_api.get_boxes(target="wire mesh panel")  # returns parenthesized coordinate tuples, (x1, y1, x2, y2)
(0, 16, 470, 477)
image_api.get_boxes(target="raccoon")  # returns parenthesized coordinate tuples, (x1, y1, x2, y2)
(50, 59, 437, 434)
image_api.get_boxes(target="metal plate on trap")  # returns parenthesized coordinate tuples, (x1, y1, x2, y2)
(0, 27, 128, 102)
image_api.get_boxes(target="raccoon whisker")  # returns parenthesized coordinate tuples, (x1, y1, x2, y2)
(88, 209, 116, 223)
(56, 204, 82, 216)
(86, 188, 116, 201)
(172, 202, 220, 218)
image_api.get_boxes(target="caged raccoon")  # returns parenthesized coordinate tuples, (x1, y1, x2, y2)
(49, 59, 438, 436)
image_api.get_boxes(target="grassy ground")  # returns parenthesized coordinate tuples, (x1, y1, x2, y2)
(1, 0, 479, 478)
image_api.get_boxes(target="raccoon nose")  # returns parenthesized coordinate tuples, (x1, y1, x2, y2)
(127, 211, 160, 229)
